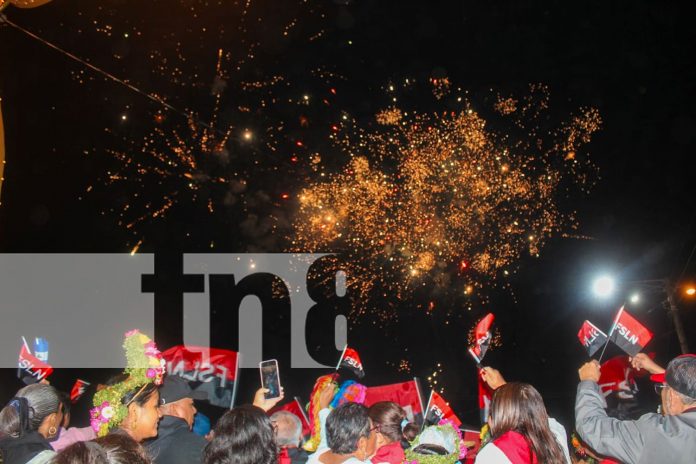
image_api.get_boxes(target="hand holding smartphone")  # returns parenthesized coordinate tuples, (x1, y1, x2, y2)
(259, 359, 281, 400)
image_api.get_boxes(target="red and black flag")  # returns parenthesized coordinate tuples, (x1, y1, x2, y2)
(468, 313, 495, 365)
(162, 345, 240, 408)
(70, 379, 91, 404)
(577, 320, 608, 357)
(424, 391, 462, 428)
(608, 307, 653, 357)
(336, 346, 365, 379)
(17, 342, 53, 385)
(364, 379, 426, 425)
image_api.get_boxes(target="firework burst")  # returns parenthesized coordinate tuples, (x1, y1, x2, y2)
(291, 83, 601, 317)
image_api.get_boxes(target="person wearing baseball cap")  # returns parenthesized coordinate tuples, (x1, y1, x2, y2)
(575, 353, 696, 464)
(144, 375, 208, 464)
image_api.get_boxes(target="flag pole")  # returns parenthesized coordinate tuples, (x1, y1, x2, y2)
(422, 390, 434, 431)
(335, 344, 348, 371)
(294, 396, 311, 425)
(598, 305, 624, 363)
(230, 352, 241, 409)
(21, 336, 31, 352)
(467, 348, 483, 370)
(413, 377, 426, 425)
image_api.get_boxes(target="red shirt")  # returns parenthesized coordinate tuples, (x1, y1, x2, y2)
(371, 441, 405, 464)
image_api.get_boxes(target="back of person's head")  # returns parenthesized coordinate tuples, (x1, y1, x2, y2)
(58, 391, 72, 428)
(204, 405, 277, 464)
(325, 402, 370, 454)
(51, 433, 152, 464)
(0, 383, 61, 438)
(368, 401, 418, 446)
(666, 354, 696, 405)
(489, 382, 565, 464)
(270, 411, 302, 448)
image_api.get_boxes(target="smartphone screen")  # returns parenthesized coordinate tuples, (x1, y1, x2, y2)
(259, 359, 281, 400)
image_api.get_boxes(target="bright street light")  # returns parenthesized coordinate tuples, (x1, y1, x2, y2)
(592, 275, 615, 298)
(629, 293, 640, 304)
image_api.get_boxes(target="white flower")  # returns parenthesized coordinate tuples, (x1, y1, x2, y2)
(101, 406, 115, 419)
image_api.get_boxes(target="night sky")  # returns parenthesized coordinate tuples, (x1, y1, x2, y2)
(2, 0, 695, 428)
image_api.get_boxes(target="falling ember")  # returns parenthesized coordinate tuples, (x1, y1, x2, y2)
(291, 83, 600, 316)
(130, 239, 143, 256)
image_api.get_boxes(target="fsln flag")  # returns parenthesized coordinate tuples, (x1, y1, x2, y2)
(269, 397, 312, 437)
(364, 379, 425, 425)
(70, 379, 91, 403)
(577, 320, 608, 357)
(468, 313, 495, 365)
(17, 343, 53, 384)
(424, 391, 462, 428)
(162, 345, 239, 408)
(336, 346, 365, 379)
(608, 307, 653, 357)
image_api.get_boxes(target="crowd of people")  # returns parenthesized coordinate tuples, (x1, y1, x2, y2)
(1, 331, 694, 464)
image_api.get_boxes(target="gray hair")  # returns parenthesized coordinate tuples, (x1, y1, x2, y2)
(0, 383, 61, 437)
(667, 355, 696, 406)
(270, 411, 303, 447)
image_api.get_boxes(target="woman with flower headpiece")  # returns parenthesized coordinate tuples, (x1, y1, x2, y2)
(89, 330, 165, 444)
(0, 383, 64, 464)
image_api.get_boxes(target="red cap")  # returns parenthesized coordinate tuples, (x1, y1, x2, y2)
(649, 354, 696, 384)
(649, 372, 666, 383)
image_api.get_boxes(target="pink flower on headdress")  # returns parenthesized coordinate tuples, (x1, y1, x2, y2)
(125, 329, 139, 337)
(90, 401, 116, 433)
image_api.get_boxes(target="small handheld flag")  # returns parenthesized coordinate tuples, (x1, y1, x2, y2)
(18, 340, 53, 384)
(468, 313, 495, 366)
(607, 307, 653, 357)
(70, 379, 91, 403)
(336, 346, 365, 379)
(423, 391, 462, 428)
(578, 320, 609, 357)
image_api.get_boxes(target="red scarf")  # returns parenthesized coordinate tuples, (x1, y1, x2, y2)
(493, 431, 537, 464)
(279, 447, 291, 464)
(371, 441, 405, 464)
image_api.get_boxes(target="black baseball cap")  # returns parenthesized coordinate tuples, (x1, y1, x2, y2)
(159, 375, 208, 405)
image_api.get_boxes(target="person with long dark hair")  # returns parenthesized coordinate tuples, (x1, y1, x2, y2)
(51, 433, 152, 464)
(203, 405, 277, 464)
(475, 382, 566, 464)
(367, 402, 418, 464)
(0, 383, 64, 464)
